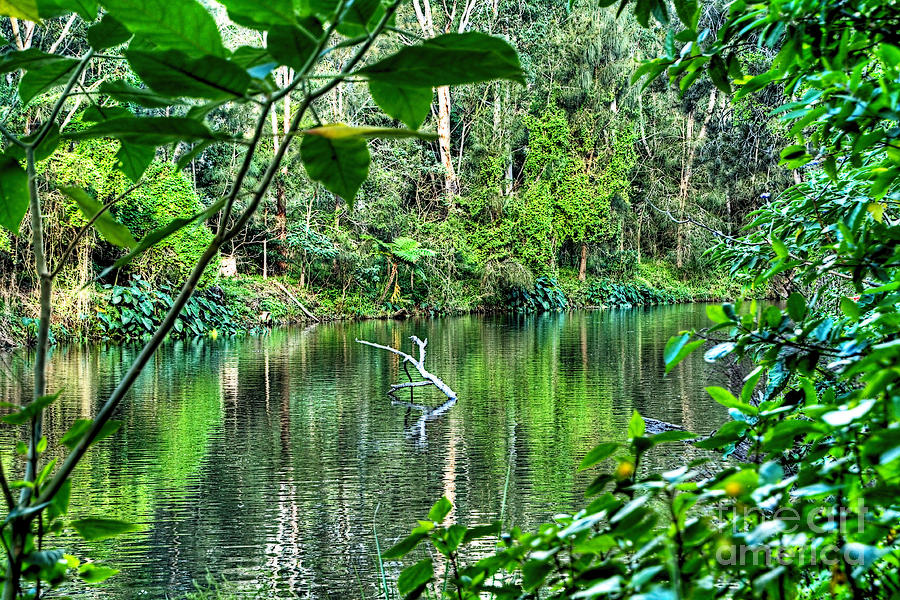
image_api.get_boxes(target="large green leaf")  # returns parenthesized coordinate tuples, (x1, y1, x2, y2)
(60, 418, 124, 449)
(126, 50, 250, 100)
(59, 186, 137, 249)
(336, 0, 381, 36)
(397, 558, 433, 596)
(369, 81, 432, 130)
(300, 130, 370, 200)
(78, 563, 119, 583)
(358, 32, 524, 88)
(0, 0, 40, 20)
(64, 117, 220, 145)
(1, 391, 61, 425)
(303, 123, 436, 140)
(219, 0, 302, 29)
(18, 58, 78, 104)
(102, 0, 225, 57)
(98, 80, 180, 108)
(663, 333, 703, 373)
(0, 49, 70, 74)
(115, 143, 155, 182)
(70, 518, 140, 541)
(266, 20, 322, 71)
(87, 13, 131, 49)
(0, 154, 28, 234)
(35, 0, 97, 19)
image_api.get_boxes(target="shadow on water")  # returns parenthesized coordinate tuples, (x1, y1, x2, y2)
(0, 306, 730, 599)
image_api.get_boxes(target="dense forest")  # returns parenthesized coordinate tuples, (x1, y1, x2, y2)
(0, 0, 794, 346)
(1, 0, 899, 598)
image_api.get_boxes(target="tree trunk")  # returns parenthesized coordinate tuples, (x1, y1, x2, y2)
(436, 86, 459, 197)
(578, 243, 588, 281)
(675, 90, 716, 268)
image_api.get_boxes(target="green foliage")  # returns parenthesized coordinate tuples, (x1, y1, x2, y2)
(0, 1, 525, 595)
(96, 275, 238, 341)
(388, 0, 900, 598)
(506, 276, 567, 313)
(581, 278, 687, 307)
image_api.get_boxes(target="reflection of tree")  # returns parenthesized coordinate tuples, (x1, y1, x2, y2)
(0, 307, 733, 598)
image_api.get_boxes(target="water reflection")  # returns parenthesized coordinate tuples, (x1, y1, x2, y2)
(0, 306, 729, 599)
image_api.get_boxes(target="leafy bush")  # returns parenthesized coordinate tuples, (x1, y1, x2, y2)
(96, 276, 238, 341)
(581, 278, 688, 307)
(507, 276, 568, 312)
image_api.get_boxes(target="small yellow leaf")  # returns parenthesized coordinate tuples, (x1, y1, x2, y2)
(867, 202, 885, 223)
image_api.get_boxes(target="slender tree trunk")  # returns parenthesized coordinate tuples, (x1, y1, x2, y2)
(675, 90, 716, 268)
(436, 85, 458, 197)
(578, 243, 588, 281)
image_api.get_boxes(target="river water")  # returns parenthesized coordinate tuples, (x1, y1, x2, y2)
(0, 305, 728, 598)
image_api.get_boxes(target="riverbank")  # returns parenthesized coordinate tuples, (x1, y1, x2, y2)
(0, 260, 743, 349)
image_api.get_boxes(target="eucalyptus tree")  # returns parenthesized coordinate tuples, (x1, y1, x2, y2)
(0, 0, 523, 595)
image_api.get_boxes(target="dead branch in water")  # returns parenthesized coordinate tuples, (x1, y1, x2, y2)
(355, 335, 457, 400)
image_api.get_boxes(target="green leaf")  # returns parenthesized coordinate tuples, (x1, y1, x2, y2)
(60, 418, 124, 449)
(628, 410, 645, 438)
(707, 53, 731, 93)
(70, 518, 140, 541)
(47, 480, 71, 522)
(266, 21, 322, 71)
(428, 496, 452, 522)
(397, 558, 433, 597)
(103, 0, 225, 57)
(300, 130, 370, 201)
(663, 333, 703, 373)
(381, 531, 428, 559)
(649, 430, 697, 444)
(336, 0, 381, 36)
(0, 0, 40, 20)
(2, 391, 61, 425)
(19, 58, 78, 105)
(36, 0, 97, 19)
(369, 81, 432, 130)
(462, 522, 500, 544)
(672, 0, 699, 29)
(116, 143, 155, 182)
(0, 154, 29, 234)
(64, 117, 220, 145)
(59, 186, 137, 248)
(78, 563, 119, 583)
(706, 386, 758, 415)
(304, 123, 437, 141)
(840, 297, 860, 320)
(706, 304, 730, 323)
(82, 105, 131, 122)
(87, 13, 131, 49)
(126, 50, 250, 100)
(359, 32, 524, 88)
(94, 198, 224, 282)
(98, 80, 180, 108)
(219, 0, 301, 29)
(786, 292, 807, 321)
(0, 48, 71, 74)
(578, 442, 619, 470)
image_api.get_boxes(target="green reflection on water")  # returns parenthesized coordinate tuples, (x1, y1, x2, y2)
(0, 306, 728, 599)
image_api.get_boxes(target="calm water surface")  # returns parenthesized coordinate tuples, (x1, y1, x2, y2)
(0, 306, 728, 598)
